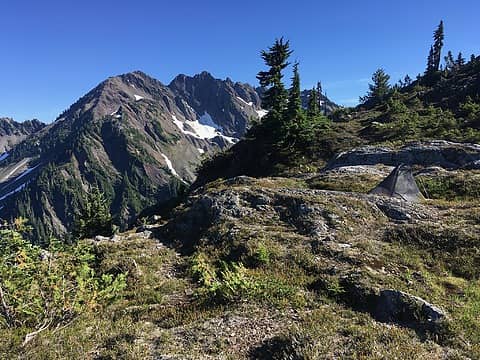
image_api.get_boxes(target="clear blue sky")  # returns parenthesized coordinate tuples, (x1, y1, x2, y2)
(1, 0, 478, 122)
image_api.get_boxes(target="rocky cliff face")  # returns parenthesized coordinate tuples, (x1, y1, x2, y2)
(169, 71, 265, 136)
(0, 71, 264, 241)
(0, 117, 45, 153)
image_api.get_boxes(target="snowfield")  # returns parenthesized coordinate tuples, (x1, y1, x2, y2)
(172, 112, 238, 144)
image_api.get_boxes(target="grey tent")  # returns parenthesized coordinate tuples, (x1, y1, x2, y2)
(369, 164, 422, 202)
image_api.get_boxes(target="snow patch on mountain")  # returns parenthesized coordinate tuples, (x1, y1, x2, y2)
(12, 164, 40, 183)
(0, 158, 31, 182)
(0, 183, 27, 201)
(0, 152, 9, 162)
(110, 109, 122, 118)
(134, 95, 144, 101)
(172, 112, 238, 144)
(161, 153, 180, 177)
(256, 109, 268, 118)
(236, 96, 253, 107)
(221, 135, 237, 144)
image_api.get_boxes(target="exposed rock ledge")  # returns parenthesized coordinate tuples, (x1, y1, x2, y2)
(326, 140, 480, 170)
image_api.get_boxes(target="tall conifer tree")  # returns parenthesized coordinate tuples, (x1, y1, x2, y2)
(307, 87, 320, 117)
(256, 38, 292, 119)
(286, 61, 302, 120)
(432, 20, 444, 71)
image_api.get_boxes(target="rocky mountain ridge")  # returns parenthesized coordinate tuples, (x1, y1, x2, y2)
(0, 117, 45, 153)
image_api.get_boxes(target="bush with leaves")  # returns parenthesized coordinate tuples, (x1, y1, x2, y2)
(190, 253, 253, 303)
(0, 219, 126, 344)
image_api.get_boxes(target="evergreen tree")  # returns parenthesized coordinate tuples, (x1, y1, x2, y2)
(444, 50, 455, 72)
(425, 21, 444, 77)
(404, 75, 412, 86)
(73, 186, 113, 240)
(432, 20, 444, 71)
(360, 68, 391, 105)
(426, 46, 435, 74)
(256, 38, 292, 119)
(282, 62, 310, 148)
(286, 61, 302, 120)
(470, 54, 477, 63)
(316, 81, 323, 113)
(307, 87, 320, 117)
(456, 52, 465, 67)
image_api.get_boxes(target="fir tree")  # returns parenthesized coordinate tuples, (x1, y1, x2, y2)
(404, 75, 412, 86)
(73, 186, 113, 240)
(432, 20, 444, 71)
(286, 61, 302, 120)
(425, 21, 444, 77)
(444, 50, 455, 72)
(360, 68, 391, 105)
(470, 54, 477, 63)
(426, 46, 435, 74)
(316, 81, 323, 113)
(456, 52, 465, 67)
(307, 87, 320, 117)
(256, 38, 292, 119)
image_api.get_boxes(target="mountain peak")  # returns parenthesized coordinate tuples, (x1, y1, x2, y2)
(197, 70, 215, 79)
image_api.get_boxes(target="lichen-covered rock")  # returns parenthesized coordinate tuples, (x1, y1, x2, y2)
(375, 289, 448, 332)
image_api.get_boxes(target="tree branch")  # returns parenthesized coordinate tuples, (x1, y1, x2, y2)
(0, 282, 12, 327)
(22, 320, 52, 347)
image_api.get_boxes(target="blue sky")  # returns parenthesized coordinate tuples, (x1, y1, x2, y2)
(0, 0, 478, 122)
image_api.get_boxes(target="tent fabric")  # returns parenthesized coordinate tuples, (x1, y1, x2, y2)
(369, 164, 422, 202)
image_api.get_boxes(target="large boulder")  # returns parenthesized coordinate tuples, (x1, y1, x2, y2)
(375, 289, 448, 333)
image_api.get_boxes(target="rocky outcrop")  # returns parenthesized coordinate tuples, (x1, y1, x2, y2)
(157, 176, 433, 254)
(336, 274, 448, 335)
(326, 140, 480, 170)
(375, 289, 447, 332)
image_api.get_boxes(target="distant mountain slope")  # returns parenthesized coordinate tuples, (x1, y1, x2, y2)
(0, 117, 45, 153)
(0, 71, 263, 242)
(169, 71, 265, 136)
(300, 89, 338, 114)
